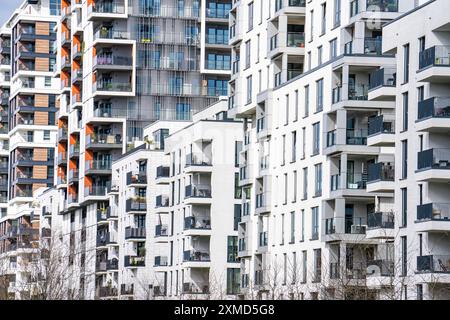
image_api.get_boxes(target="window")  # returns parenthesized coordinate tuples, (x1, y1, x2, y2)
(316, 79, 324, 112)
(302, 167, 308, 200)
(401, 140, 408, 179)
(403, 44, 410, 83)
(401, 188, 407, 227)
(246, 75, 252, 103)
(227, 236, 238, 262)
(245, 40, 251, 69)
(314, 249, 322, 282)
(314, 163, 322, 197)
(304, 85, 310, 117)
(281, 134, 286, 165)
(309, 10, 314, 41)
(300, 209, 305, 241)
(256, 34, 260, 63)
(301, 127, 306, 159)
(418, 86, 424, 102)
(235, 141, 242, 167)
(321, 3, 326, 34)
(311, 207, 319, 240)
(285, 94, 289, 125)
(330, 38, 338, 58)
(301, 250, 307, 283)
(284, 173, 288, 205)
(234, 204, 241, 231)
(402, 92, 409, 131)
(227, 268, 240, 295)
(418, 36, 426, 53)
(292, 252, 297, 284)
(307, 51, 312, 70)
(283, 253, 287, 285)
(293, 170, 297, 203)
(291, 131, 297, 163)
(248, 2, 254, 31)
(234, 173, 241, 199)
(44, 130, 50, 141)
(281, 213, 285, 245)
(312, 122, 320, 155)
(290, 211, 295, 243)
(317, 46, 323, 65)
(417, 284, 423, 300)
(45, 76, 51, 87)
(294, 90, 299, 121)
(401, 236, 407, 276)
(334, 0, 341, 27)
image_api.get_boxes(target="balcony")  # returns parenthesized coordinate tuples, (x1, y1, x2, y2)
(416, 148, 450, 182)
(183, 250, 211, 264)
(368, 68, 396, 101)
(330, 172, 371, 198)
(98, 286, 118, 298)
(415, 203, 450, 233)
(364, 38, 382, 56)
(182, 282, 209, 295)
(93, 54, 133, 71)
(93, 81, 132, 95)
(126, 171, 147, 186)
(125, 227, 146, 240)
(416, 97, 450, 132)
(120, 284, 134, 295)
(124, 256, 145, 268)
(94, 27, 130, 42)
(325, 128, 378, 156)
(366, 0, 398, 12)
(418, 46, 450, 83)
(323, 217, 368, 242)
(125, 199, 147, 213)
(417, 255, 450, 274)
(58, 127, 68, 141)
(184, 216, 211, 230)
(69, 144, 80, 158)
(155, 224, 168, 238)
(185, 153, 212, 172)
(88, 1, 126, 21)
(85, 160, 111, 175)
(367, 115, 395, 147)
(155, 195, 169, 208)
(155, 166, 170, 183)
(86, 133, 122, 150)
(154, 256, 168, 267)
(366, 162, 394, 193)
(96, 260, 108, 273)
(287, 32, 305, 48)
(185, 184, 211, 200)
(85, 186, 108, 198)
(68, 169, 79, 184)
(255, 192, 271, 215)
(107, 259, 119, 270)
(366, 212, 395, 239)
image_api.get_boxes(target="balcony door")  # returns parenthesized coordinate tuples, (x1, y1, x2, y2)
(345, 204, 354, 233)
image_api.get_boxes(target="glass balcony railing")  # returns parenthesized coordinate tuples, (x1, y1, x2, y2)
(417, 97, 450, 120)
(155, 224, 168, 237)
(94, 54, 132, 67)
(88, 1, 126, 14)
(367, 162, 395, 182)
(364, 38, 382, 55)
(287, 32, 305, 48)
(94, 81, 132, 92)
(368, 115, 395, 136)
(183, 250, 210, 262)
(94, 28, 129, 40)
(417, 203, 450, 221)
(185, 153, 212, 167)
(346, 129, 368, 145)
(417, 148, 450, 171)
(417, 255, 450, 273)
(324, 216, 367, 235)
(367, 212, 395, 229)
(349, 84, 368, 100)
(184, 216, 211, 230)
(369, 68, 397, 90)
(185, 184, 211, 198)
(419, 45, 450, 70)
(366, 0, 398, 12)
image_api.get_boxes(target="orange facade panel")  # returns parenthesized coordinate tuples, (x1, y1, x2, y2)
(35, 94, 49, 107)
(33, 148, 48, 162)
(33, 166, 48, 179)
(35, 22, 49, 36)
(34, 111, 49, 125)
(35, 57, 49, 72)
(35, 39, 49, 54)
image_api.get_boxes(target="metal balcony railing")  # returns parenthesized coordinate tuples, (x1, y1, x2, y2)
(367, 212, 395, 229)
(369, 68, 397, 90)
(185, 184, 211, 198)
(417, 148, 450, 171)
(324, 217, 367, 235)
(125, 227, 146, 239)
(185, 153, 212, 167)
(417, 203, 450, 221)
(184, 216, 211, 230)
(417, 97, 450, 120)
(417, 255, 450, 273)
(367, 162, 394, 182)
(183, 250, 210, 262)
(155, 224, 168, 237)
(419, 45, 450, 69)
(368, 115, 395, 136)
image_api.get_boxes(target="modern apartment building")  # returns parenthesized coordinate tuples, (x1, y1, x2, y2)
(0, 24, 11, 217)
(228, 0, 439, 300)
(93, 99, 241, 300)
(383, 0, 450, 300)
(0, 0, 60, 300)
(51, 0, 232, 299)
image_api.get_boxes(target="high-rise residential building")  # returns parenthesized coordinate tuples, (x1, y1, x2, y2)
(383, 0, 450, 300)
(50, 0, 232, 299)
(228, 0, 437, 300)
(1, 0, 449, 301)
(98, 99, 242, 300)
(0, 24, 11, 217)
(0, 0, 60, 300)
